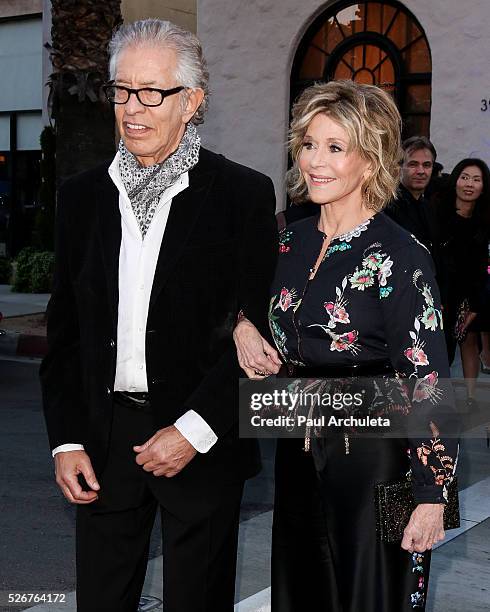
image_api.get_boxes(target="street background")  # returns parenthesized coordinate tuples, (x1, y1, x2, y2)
(1, 285, 489, 612)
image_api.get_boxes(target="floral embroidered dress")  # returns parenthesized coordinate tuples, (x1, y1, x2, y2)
(269, 212, 458, 612)
(271, 212, 457, 502)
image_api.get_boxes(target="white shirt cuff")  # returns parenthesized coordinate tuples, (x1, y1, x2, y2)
(52, 443, 85, 457)
(174, 410, 218, 453)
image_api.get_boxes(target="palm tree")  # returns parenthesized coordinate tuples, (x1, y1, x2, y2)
(48, 0, 122, 184)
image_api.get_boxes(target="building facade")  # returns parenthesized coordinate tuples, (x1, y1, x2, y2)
(197, 0, 490, 208)
(0, 0, 43, 254)
(3, 0, 487, 234)
(122, 0, 196, 32)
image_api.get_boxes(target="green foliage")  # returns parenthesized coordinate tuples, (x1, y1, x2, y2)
(12, 247, 38, 292)
(30, 252, 55, 293)
(12, 247, 54, 293)
(0, 257, 12, 284)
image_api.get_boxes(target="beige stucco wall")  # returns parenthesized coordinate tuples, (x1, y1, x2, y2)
(197, 0, 490, 209)
(0, 0, 42, 18)
(121, 0, 196, 32)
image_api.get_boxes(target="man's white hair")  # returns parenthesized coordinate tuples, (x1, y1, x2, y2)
(108, 18, 209, 125)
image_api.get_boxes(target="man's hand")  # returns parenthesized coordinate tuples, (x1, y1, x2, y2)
(401, 503, 445, 553)
(54, 450, 100, 504)
(134, 426, 197, 477)
(234, 318, 281, 379)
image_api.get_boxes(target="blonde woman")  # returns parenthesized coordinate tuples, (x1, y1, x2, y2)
(234, 81, 458, 611)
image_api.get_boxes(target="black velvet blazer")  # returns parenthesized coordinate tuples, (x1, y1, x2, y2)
(40, 147, 278, 499)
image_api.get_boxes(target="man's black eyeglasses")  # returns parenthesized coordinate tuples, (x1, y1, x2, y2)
(103, 83, 185, 107)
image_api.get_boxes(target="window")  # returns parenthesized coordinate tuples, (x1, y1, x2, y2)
(291, 1, 432, 138)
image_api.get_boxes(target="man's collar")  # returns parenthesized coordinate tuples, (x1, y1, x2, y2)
(107, 150, 121, 186)
(399, 183, 425, 203)
(107, 150, 189, 203)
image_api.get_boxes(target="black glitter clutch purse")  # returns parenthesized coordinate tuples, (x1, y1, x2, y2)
(375, 476, 460, 543)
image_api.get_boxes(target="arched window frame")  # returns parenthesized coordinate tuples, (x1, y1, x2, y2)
(291, 0, 432, 138)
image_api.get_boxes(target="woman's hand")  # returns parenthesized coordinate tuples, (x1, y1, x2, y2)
(233, 318, 282, 378)
(401, 503, 445, 553)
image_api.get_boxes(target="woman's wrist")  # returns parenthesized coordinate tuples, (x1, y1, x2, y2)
(416, 502, 445, 509)
(235, 311, 257, 331)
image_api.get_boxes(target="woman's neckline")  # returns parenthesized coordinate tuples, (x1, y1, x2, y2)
(316, 214, 376, 243)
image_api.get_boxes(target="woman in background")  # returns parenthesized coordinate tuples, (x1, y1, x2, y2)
(436, 158, 490, 405)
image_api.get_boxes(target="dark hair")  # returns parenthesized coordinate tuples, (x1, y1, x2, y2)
(444, 158, 490, 229)
(402, 136, 437, 162)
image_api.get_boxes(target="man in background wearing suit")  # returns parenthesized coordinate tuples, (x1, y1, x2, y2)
(40, 19, 277, 612)
(385, 135, 438, 255)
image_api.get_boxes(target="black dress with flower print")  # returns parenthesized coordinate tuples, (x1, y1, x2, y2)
(269, 212, 458, 504)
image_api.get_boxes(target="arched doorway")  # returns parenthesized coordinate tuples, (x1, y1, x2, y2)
(291, 1, 432, 138)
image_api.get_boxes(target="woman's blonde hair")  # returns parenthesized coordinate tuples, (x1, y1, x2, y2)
(287, 80, 402, 211)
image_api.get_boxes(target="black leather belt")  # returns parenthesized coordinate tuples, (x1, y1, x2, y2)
(278, 359, 394, 378)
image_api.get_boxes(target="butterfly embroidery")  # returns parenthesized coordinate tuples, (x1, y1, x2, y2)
(405, 318, 430, 374)
(308, 324, 360, 355)
(330, 330, 360, 354)
(323, 276, 350, 328)
(276, 287, 300, 312)
(404, 344, 429, 367)
(324, 301, 350, 328)
(412, 371, 443, 403)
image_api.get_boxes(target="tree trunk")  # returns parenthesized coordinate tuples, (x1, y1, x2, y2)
(49, 0, 122, 184)
(55, 89, 116, 181)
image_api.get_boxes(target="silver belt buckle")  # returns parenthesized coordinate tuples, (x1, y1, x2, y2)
(120, 391, 149, 405)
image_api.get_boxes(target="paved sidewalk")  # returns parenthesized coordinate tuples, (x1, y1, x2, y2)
(0, 285, 50, 318)
(0, 285, 50, 358)
(1, 358, 488, 612)
(23, 471, 490, 612)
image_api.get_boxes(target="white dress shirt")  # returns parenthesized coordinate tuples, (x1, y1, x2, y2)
(52, 152, 218, 457)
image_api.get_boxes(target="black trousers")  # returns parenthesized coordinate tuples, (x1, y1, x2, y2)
(272, 436, 431, 612)
(272, 438, 333, 611)
(76, 396, 243, 612)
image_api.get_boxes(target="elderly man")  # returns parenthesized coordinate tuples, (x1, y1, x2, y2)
(385, 136, 438, 254)
(40, 19, 277, 612)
